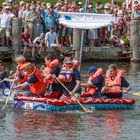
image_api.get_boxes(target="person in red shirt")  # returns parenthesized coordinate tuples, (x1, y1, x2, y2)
(21, 27, 32, 56)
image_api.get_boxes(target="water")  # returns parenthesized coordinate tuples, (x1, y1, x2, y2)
(0, 61, 140, 140)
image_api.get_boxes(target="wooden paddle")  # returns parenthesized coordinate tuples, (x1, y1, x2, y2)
(55, 77, 92, 113)
(133, 92, 140, 97)
(2, 68, 19, 110)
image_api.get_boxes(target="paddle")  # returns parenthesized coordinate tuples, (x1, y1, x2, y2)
(133, 92, 140, 97)
(2, 67, 19, 110)
(55, 77, 92, 113)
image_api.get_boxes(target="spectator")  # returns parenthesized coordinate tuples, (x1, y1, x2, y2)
(21, 27, 32, 56)
(131, 4, 140, 20)
(109, 23, 124, 47)
(45, 27, 62, 56)
(36, 7, 45, 36)
(25, 4, 38, 41)
(33, 32, 46, 59)
(0, 6, 15, 47)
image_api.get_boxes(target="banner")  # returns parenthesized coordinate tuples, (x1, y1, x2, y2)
(58, 12, 113, 29)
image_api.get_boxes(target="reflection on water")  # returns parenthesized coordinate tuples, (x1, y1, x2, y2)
(0, 61, 140, 140)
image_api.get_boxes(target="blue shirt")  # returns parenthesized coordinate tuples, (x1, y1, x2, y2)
(91, 76, 104, 98)
(27, 75, 38, 84)
(63, 69, 81, 96)
(91, 76, 104, 90)
(51, 66, 63, 93)
(0, 72, 10, 93)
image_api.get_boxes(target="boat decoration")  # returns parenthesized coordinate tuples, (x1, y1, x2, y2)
(13, 96, 135, 111)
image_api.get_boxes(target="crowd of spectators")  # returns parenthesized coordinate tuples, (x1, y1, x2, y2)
(0, 0, 139, 59)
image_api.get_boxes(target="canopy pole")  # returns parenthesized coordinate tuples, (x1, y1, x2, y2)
(78, 0, 89, 71)
(79, 30, 84, 70)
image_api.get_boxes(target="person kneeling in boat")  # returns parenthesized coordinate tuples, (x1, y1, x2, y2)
(81, 66, 104, 98)
(53, 57, 81, 101)
(12, 63, 46, 98)
(41, 53, 63, 98)
(4, 55, 30, 96)
(101, 64, 132, 98)
(0, 60, 10, 97)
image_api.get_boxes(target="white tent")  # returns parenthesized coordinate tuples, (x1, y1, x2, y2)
(58, 12, 113, 69)
(59, 12, 113, 29)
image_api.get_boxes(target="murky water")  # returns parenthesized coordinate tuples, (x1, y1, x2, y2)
(0, 61, 140, 140)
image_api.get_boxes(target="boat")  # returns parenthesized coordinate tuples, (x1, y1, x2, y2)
(13, 96, 135, 111)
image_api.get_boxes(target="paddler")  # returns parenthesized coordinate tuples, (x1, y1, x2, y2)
(53, 57, 81, 100)
(101, 64, 132, 98)
(0, 60, 10, 96)
(41, 53, 63, 98)
(4, 55, 30, 96)
(81, 66, 104, 98)
(12, 63, 46, 98)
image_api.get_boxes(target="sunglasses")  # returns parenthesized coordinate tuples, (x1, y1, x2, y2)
(65, 62, 72, 65)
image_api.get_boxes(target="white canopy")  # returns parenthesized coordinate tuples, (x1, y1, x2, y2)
(58, 12, 113, 29)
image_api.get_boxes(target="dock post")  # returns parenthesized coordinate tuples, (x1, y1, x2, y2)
(130, 20, 140, 62)
(12, 17, 22, 59)
(73, 29, 82, 59)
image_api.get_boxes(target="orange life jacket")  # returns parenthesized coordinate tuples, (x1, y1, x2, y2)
(17, 62, 30, 84)
(86, 68, 103, 95)
(43, 59, 59, 84)
(28, 67, 46, 95)
(58, 60, 79, 83)
(104, 69, 125, 94)
(18, 62, 31, 90)
(20, 62, 31, 70)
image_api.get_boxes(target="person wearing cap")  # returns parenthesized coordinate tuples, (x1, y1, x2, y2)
(63, 50, 75, 59)
(101, 64, 131, 98)
(78, 2, 83, 9)
(13, 63, 46, 98)
(55, 57, 81, 100)
(81, 66, 104, 98)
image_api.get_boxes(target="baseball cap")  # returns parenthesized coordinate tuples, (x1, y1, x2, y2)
(88, 66, 97, 74)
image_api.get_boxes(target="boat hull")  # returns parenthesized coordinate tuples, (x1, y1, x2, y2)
(13, 97, 135, 111)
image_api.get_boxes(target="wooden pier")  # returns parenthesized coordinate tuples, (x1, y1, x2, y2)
(0, 18, 139, 62)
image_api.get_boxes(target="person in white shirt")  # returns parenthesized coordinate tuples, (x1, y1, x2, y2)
(0, 6, 15, 47)
(45, 27, 62, 55)
(33, 32, 46, 59)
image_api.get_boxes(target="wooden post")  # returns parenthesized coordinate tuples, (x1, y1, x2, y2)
(130, 62, 140, 73)
(12, 17, 22, 59)
(130, 20, 140, 62)
(73, 29, 82, 59)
